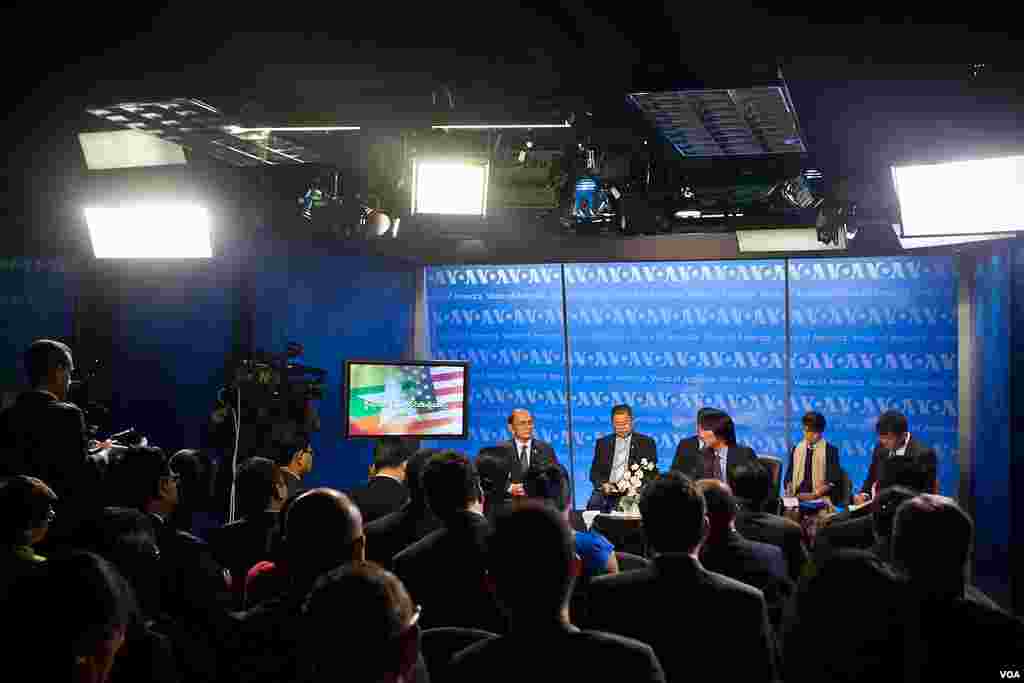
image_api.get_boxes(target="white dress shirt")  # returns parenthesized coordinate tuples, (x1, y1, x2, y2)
(716, 445, 730, 482)
(610, 433, 632, 484)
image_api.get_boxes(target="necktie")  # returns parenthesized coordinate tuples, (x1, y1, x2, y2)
(703, 449, 721, 480)
(520, 444, 528, 472)
(798, 447, 815, 494)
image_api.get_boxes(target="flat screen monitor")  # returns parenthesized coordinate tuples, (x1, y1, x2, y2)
(344, 360, 469, 438)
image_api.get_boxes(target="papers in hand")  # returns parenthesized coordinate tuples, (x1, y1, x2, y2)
(782, 496, 799, 509)
(848, 500, 870, 513)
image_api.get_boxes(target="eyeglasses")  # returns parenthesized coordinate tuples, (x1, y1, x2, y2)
(45, 506, 56, 523)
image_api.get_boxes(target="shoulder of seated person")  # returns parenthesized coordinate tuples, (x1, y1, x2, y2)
(47, 399, 84, 415)
(705, 568, 767, 599)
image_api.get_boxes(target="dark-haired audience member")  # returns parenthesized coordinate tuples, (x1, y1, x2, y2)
(587, 472, 778, 683)
(349, 437, 411, 524)
(476, 446, 512, 520)
(450, 502, 666, 683)
(672, 410, 759, 482)
(270, 430, 313, 499)
(167, 449, 219, 538)
(0, 475, 56, 598)
(302, 562, 423, 683)
(232, 488, 365, 683)
(587, 404, 658, 513)
(393, 451, 502, 632)
(0, 339, 104, 550)
(855, 410, 938, 504)
(209, 457, 287, 608)
(784, 411, 844, 507)
(242, 489, 306, 608)
(365, 449, 443, 571)
(697, 478, 793, 631)
(732, 462, 808, 582)
(671, 406, 722, 473)
(525, 463, 619, 578)
(5, 551, 137, 683)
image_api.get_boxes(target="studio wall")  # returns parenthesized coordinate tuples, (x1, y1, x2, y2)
(424, 256, 960, 508)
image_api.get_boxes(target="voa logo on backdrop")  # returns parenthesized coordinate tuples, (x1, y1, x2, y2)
(469, 426, 570, 447)
(437, 348, 563, 366)
(572, 390, 784, 414)
(789, 305, 955, 327)
(564, 262, 784, 285)
(431, 308, 563, 326)
(428, 266, 561, 287)
(792, 352, 955, 372)
(788, 258, 954, 281)
(569, 306, 784, 327)
(570, 350, 785, 370)
(791, 395, 958, 419)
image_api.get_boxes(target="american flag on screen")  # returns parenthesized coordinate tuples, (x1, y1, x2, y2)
(390, 365, 465, 434)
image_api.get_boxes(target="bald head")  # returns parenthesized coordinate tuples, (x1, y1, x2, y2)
(286, 488, 365, 581)
(892, 494, 972, 595)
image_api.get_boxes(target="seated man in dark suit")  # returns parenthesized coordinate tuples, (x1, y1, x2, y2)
(670, 406, 721, 473)
(671, 410, 759, 483)
(450, 502, 666, 683)
(587, 472, 778, 683)
(0, 339, 105, 551)
(783, 411, 844, 508)
(364, 448, 442, 571)
(697, 478, 794, 630)
(854, 409, 938, 505)
(587, 404, 658, 512)
(209, 457, 287, 607)
(495, 409, 557, 497)
(302, 562, 423, 683)
(732, 462, 808, 582)
(890, 494, 1024, 668)
(476, 446, 512, 520)
(393, 450, 503, 632)
(348, 437, 411, 524)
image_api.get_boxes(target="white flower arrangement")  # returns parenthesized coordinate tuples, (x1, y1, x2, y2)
(614, 458, 659, 507)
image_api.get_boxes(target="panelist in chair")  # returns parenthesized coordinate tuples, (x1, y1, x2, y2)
(671, 411, 757, 482)
(670, 407, 721, 473)
(853, 410, 938, 505)
(784, 411, 843, 507)
(496, 409, 557, 498)
(587, 404, 658, 512)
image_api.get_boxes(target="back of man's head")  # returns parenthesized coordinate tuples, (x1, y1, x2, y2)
(475, 447, 511, 503)
(87, 507, 161, 617)
(523, 463, 571, 513)
(285, 488, 364, 587)
(421, 450, 480, 522)
(488, 502, 574, 622)
(879, 456, 935, 493)
(404, 448, 438, 510)
(0, 475, 57, 545)
(891, 494, 972, 597)
(24, 339, 72, 388)
(871, 486, 918, 541)
(105, 447, 172, 512)
(374, 438, 412, 472)
(729, 462, 773, 510)
(270, 427, 309, 470)
(302, 562, 419, 682)
(236, 457, 283, 519)
(876, 410, 909, 437)
(696, 479, 738, 532)
(640, 472, 707, 554)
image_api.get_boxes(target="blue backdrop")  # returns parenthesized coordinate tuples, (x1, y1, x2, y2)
(425, 256, 960, 507)
(424, 265, 570, 469)
(789, 257, 959, 496)
(563, 261, 787, 505)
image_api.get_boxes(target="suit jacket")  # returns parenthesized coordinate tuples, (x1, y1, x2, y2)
(672, 442, 759, 483)
(670, 435, 703, 473)
(495, 438, 557, 483)
(700, 530, 795, 630)
(589, 432, 658, 489)
(393, 510, 503, 633)
(784, 442, 844, 505)
(364, 501, 442, 571)
(813, 513, 876, 568)
(208, 511, 279, 605)
(450, 626, 666, 683)
(860, 436, 937, 494)
(587, 553, 779, 683)
(348, 475, 409, 524)
(735, 508, 809, 583)
(149, 513, 231, 619)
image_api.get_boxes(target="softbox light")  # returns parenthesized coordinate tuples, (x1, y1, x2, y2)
(411, 159, 489, 216)
(84, 203, 213, 258)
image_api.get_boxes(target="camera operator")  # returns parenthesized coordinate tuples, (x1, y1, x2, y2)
(0, 339, 107, 549)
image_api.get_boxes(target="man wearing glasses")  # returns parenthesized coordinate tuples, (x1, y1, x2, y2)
(272, 429, 315, 499)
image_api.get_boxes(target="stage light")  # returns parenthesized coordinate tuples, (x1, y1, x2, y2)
(84, 203, 213, 258)
(78, 130, 187, 170)
(411, 159, 489, 216)
(431, 123, 570, 130)
(890, 223, 1013, 249)
(736, 227, 847, 253)
(225, 125, 362, 134)
(892, 155, 1024, 237)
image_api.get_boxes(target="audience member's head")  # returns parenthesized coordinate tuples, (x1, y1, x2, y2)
(695, 479, 738, 537)
(236, 457, 287, 519)
(421, 450, 482, 523)
(802, 411, 827, 444)
(0, 475, 57, 547)
(285, 488, 364, 589)
(168, 449, 219, 513)
(105, 447, 177, 516)
(372, 438, 412, 480)
(871, 486, 918, 543)
(891, 494, 972, 598)
(476, 447, 511, 517)
(699, 410, 737, 448)
(877, 454, 935, 494)
(85, 507, 162, 618)
(488, 502, 575, 625)
(271, 427, 313, 478)
(302, 562, 420, 683)
(404, 448, 438, 512)
(24, 338, 74, 400)
(523, 463, 572, 517)
(729, 461, 774, 512)
(876, 410, 910, 451)
(10, 551, 137, 683)
(640, 472, 708, 555)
